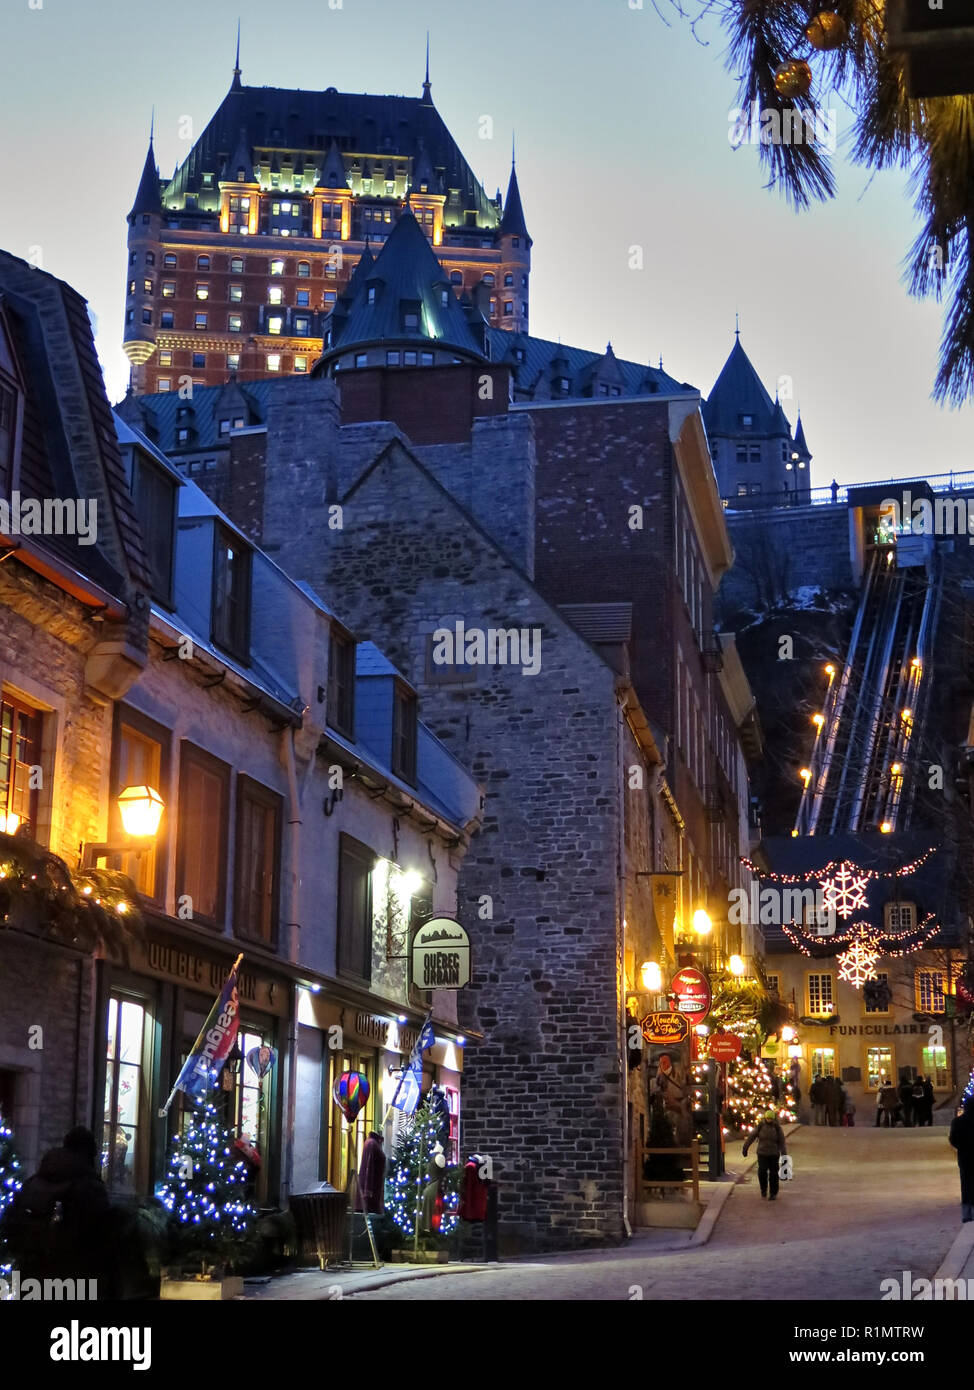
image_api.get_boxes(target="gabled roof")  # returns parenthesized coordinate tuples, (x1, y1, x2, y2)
(703, 335, 781, 437)
(486, 328, 692, 399)
(321, 210, 489, 362)
(130, 138, 162, 217)
(499, 162, 531, 245)
(221, 127, 256, 183)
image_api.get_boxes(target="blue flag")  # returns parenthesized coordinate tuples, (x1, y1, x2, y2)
(391, 1014, 435, 1115)
(161, 954, 242, 1112)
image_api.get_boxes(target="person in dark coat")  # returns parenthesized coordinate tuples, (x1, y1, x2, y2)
(899, 1078, 914, 1127)
(824, 1074, 842, 1127)
(742, 1110, 788, 1201)
(355, 1131, 386, 1214)
(1, 1126, 114, 1296)
(810, 1075, 826, 1126)
(948, 1098, 974, 1222)
(920, 1076, 936, 1127)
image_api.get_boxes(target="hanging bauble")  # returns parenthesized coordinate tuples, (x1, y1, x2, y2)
(806, 11, 847, 52)
(332, 1070, 370, 1124)
(774, 59, 813, 99)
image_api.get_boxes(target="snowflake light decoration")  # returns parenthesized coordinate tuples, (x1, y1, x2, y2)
(820, 862, 869, 919)
(837, 929, 881, 989)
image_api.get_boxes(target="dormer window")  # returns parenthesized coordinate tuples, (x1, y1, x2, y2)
(741, 414, 753, 428)
(129, 447, 177, 607)
(392, 683, 417, 784)
(367, 286, 377, 305)
(327, 628, 356, 737)
(211, 525, 251, 661)
(0, 380, 19, 497)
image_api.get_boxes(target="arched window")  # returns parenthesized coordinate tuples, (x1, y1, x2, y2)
(297, 261, 311, 278)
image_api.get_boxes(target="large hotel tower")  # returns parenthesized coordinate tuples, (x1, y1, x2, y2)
(122, 45, 531, 394)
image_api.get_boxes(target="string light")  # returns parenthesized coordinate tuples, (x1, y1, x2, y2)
(739, 847, 936, 882)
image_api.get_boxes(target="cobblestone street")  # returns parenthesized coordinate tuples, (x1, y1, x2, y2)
(351, 1126, 965, 1301)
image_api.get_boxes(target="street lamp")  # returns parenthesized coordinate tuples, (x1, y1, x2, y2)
(692, 909, 712, 938)
(640, 960, 662, 992)
(780, 1025, 796, 1042)
(728, 955, 745, 977)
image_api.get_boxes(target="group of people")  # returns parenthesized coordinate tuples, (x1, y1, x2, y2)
(875, 1075, 935, 1127)
(809, 1073, 855, 1126)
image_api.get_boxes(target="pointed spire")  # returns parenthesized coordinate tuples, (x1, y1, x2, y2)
(129, 123, 162, 218)
(423, 33, 432, 102)
(793, 411, 811, 459)
(232, 19, 242, 89)
(499, 155, 531, 245)
(316, 138, 348, 190)
(735, 311, 740, 341)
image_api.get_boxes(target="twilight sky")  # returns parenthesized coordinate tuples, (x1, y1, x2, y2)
(0, 0, 970, 487)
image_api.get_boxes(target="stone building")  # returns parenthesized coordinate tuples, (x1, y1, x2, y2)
(0, 251, 481, 1204)
(122, 45, 532, 394)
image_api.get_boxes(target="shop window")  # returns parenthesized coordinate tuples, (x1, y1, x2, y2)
(102, 995, 149, 1194)
(337, 834, 373, 981)
(324, 1049, 375, 1189)
(866, 1045, 894, 1090)
(112, 708, 168, 901)
(806, 972, 833, 1016)
(915, 968, 946, 1013)
(0, 696, 42, 837)
(234, 1025, 273, 1195)
(922, 1045, 949, 1088)
(810, 1047, 835, 1078)
(235, 777, 282, 946)
(392, 683, 417, 784)
(211, 524, 252, 660)
(442, 1085, 461, 1164)
(176, 743, 230, 925)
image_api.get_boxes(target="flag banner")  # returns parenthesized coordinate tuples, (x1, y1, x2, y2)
(651, 875, 677, 956)
(161, 953, 243, 1113)
(390, 1013, 435, 1115)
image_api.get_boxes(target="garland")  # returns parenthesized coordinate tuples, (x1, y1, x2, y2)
(739, 847, 936, 883)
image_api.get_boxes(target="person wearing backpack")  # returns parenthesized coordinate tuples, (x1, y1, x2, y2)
(1, 1126, 115, 1297)
(742, 1109, 788, 1201)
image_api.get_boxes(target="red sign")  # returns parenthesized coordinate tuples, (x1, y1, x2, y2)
(641, 1011, 690, 1045)
(709, 1033, 743, 1061)
(672, 966, 711, 1024)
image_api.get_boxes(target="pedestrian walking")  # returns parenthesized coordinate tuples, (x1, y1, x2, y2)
(919, 1076, 935, 1127)
(0, 1126, 117, 1296)
(825, 1074, 842, 1127)
(948, 1097, 974, 1223)
(878, 1083, 900, 1127)
(743, 1109, 788, 1201)
(810, 1074, 826, 1126)
(842, 1089, 856, 1127)
(899, 1078, 915, 1127)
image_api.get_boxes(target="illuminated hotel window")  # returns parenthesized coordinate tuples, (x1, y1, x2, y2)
(267, 354, 281, 372)
(158, 350, 172, 367)
(229, 315, 242, 333)
(269, 259, 285, 276)
(197, 255, 210, 271)
(194, 313, 207, 330)
(268, 316, 283, 336)
(229, 284, 243, 302)
(128, 280, 136, 296)
(227, 354, 240, 371)
(268, 286, 283, 305)
(230, 256, 244, 273)
(294, 356, 308, 373)
(294, 317, 310, 335)
(157, 379, 171, 392)
(297, 261, 310, 277)
(195, 283, 209, 300)
(164, 253, 177, 268)
(162, 282, 175, 298)
(143, 279, 153, 294)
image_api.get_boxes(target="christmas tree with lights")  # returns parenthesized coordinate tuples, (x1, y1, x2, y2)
(725, 1056, 796, 1135)
(0, 1112, 23, 1279)
(386, 1100, 458, 1242)
(157, 1101, 257, 1273)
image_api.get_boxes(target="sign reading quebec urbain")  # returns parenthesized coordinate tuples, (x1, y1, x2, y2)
(410, 916, 472, 991)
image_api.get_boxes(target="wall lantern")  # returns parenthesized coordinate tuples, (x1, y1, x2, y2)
(728, 955, 745, 977)
(780, 1025, 796, 1042)
(692, 909, 712, 938)
(117, 785, 165, 838)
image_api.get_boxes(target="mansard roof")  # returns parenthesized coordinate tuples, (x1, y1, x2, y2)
(164, 83, 499, 228)
(703, 335, 781, 437)
(486, 329, 692, 399)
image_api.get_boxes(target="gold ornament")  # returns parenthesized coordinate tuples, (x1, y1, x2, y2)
(806, 11, 847, 52)
(774, 59, 813, 99)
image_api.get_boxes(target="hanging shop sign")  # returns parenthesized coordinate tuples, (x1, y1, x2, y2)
(641, 1011, 690, 1045)
(411, 917, 471, 991)
(671, 966, 711, 1024)
(709, 1033, 743, 1062)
